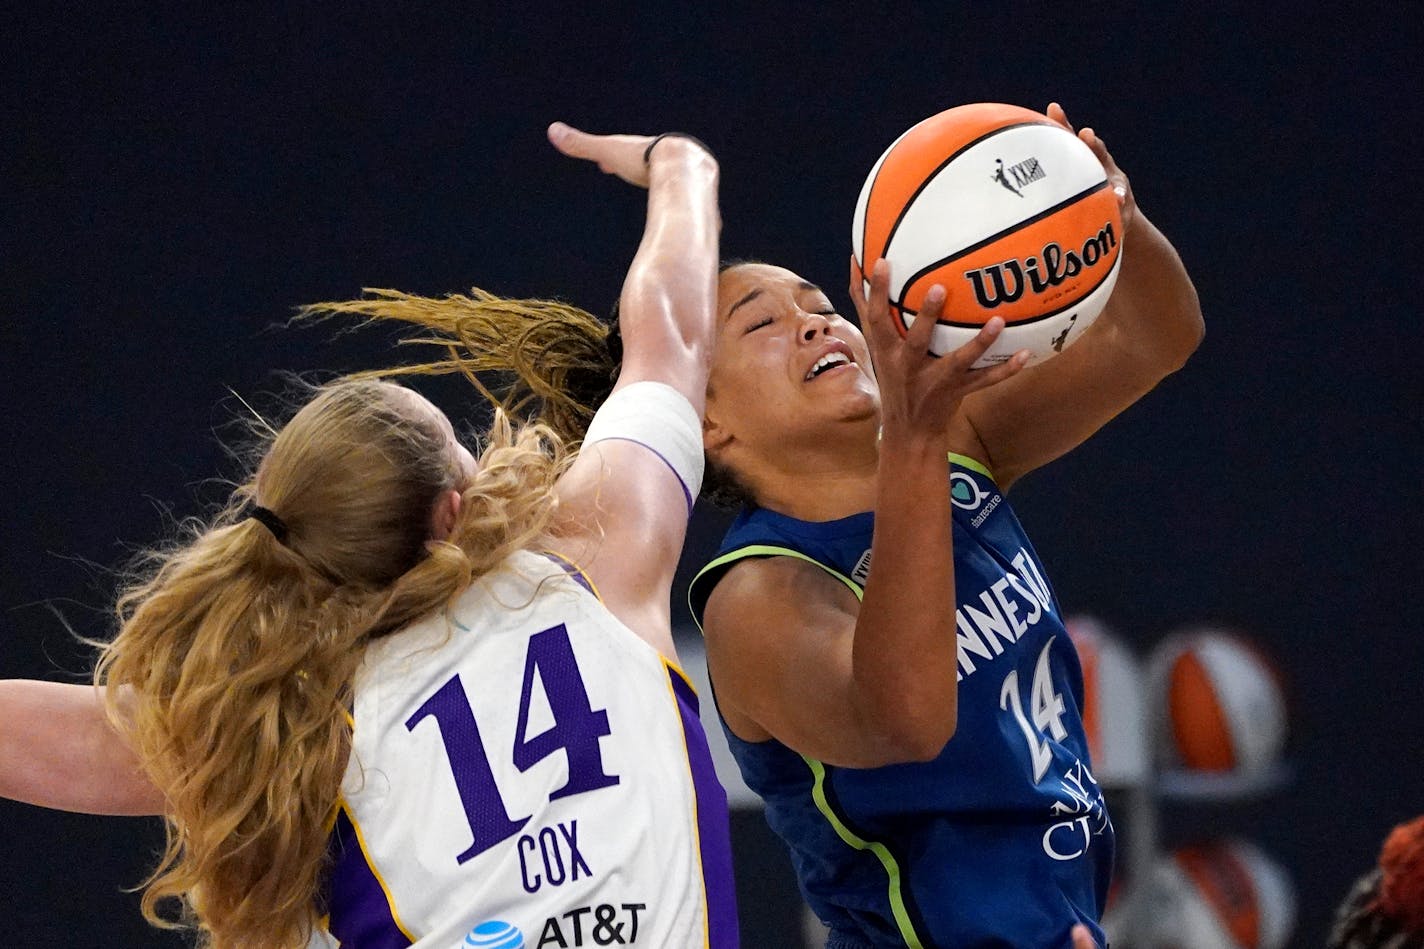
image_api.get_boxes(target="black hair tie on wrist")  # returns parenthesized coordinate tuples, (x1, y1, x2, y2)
(248, 505, 289, 544)
(643, 132, 714, 165)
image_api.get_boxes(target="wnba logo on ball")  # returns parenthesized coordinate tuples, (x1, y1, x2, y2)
(462, 920, 524, 949)
(963, 222, 1118, 310)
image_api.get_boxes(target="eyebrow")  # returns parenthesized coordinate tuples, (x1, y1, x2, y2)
(725, 281, 827, 322)
(726, 288, 763, 321)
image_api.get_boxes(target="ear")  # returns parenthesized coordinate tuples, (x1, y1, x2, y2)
(429, 489, 463, 541)
(702, 409, 734, 455)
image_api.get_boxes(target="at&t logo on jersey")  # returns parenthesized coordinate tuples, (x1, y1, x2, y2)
(534, 902, 648, 947)
(463, 920, 525, 948)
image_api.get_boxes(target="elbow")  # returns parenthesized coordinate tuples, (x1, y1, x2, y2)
(1166, 288, 1206, 370)
(894, 730, 955, 764)
(873, 700, 957, 764)
(1136, 296, 1205, 379)
(1178, 296, 1206, 365)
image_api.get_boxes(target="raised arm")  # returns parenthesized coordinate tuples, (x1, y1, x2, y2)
(704, 267, 1027, 767)
(956, 102, 1204, 488)
(0, 680, 163, 815)
(545, 125, 720, 655)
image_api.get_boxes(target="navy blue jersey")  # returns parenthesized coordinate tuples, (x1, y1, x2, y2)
(688, 454, 1112, 948)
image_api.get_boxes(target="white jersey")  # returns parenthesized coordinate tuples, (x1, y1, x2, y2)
(317, 550, 737, 949)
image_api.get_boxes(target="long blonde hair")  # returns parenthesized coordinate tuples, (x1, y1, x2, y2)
(96, 378, 568, 948)
(298, 287, 618, 444)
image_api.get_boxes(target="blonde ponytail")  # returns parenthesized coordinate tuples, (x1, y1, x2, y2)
(97, 378, 568, 948)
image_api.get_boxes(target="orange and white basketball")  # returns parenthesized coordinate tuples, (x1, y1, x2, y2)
(851, 102, 1122, 367)
(1148, 629, 1288, 775)
(1065, 615, 1148, 787)
(1140, 839, 1296, 949)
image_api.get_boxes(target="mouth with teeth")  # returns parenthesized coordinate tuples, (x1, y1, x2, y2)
(805, 351, 853, 381)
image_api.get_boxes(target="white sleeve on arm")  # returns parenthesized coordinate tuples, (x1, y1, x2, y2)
(582, 381, 704, 512)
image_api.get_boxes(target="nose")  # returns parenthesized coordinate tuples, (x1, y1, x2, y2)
(799, 311, 831, 342)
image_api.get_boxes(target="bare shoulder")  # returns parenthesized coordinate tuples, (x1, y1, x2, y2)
(703, 555, 859, 633)
(702, 555, 860, 740)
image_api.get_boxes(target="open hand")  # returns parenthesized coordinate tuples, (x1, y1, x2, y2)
(849, 257, 1029, 440)
(1047, 102, 1137, 234)
(548, 123, 713, 189)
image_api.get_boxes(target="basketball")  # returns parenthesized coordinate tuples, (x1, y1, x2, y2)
(1148, 629, 1288, 775)
(1065, 615, 1149, 788)
(1140, 839, 1297, 949)
(851, 102, 1123, 367)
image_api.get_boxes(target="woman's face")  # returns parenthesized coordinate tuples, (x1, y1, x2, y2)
(704, 263, 880, 457)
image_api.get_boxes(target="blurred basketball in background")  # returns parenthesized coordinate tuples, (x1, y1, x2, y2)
(1140, 839, 1296, 949)
(1148, 629, 1288, 775)
(1066, 615, 1148, 787)
(851, 102, 1123, 367)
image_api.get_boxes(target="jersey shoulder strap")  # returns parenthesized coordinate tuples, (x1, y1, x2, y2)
(687, 541, 862, 636)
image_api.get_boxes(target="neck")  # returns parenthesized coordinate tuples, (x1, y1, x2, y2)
(740, 419, 882, 521)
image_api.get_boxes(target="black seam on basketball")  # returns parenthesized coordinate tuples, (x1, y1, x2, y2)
(874, 121, 1055, 268)
(892, 178, 1112, 313)
(902, 251, 1121, 329)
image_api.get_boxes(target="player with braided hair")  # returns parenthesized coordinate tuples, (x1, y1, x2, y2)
(1330, 815, 1424, 949)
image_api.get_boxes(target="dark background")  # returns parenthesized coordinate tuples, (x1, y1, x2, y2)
(2, 4, 1419, 947)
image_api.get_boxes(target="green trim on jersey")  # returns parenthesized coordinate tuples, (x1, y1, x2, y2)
(689, 542, 927, 948)
(947, 451, 994, 482)
(688, 544, 862, 635)
(804, 757, 925, 949)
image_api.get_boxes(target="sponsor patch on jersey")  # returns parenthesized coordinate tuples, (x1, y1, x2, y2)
(464, 919, 525, 948)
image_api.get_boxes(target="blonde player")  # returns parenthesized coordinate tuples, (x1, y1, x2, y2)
(0, 124, 736, 948)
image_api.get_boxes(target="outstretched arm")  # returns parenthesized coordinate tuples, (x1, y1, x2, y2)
(0, 680, 163, 815)
(957, 102, 1204, 488)
(545, 125, 720, 657)
(547, 124, 720, 411)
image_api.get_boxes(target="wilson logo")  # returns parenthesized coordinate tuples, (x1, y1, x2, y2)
(963, 222, 1117, 309)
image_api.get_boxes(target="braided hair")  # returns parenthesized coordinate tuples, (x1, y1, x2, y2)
(299, 288, 620, 446)
(1330, 815, 1424, 948)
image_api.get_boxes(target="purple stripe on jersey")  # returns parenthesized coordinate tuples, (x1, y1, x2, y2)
(667, 668, 741, 947)
(326, 805, 415, 948)
(590, 436, 694, 514)
(540, 550, 596, 596)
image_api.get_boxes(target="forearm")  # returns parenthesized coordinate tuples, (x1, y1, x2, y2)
(1103, 210, 1204, 371)
(617, 140, 720, 405)
(851, 436, 959, 759)
(0, 680, 163, 815)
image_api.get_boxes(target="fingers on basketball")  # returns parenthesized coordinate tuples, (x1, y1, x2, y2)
(1047, 102, 1075, 133)
(944, 318, 1029, 391)
(904, 284, 946, 352)
(847, 254, 870, 321)
(858, 259, 899, 352)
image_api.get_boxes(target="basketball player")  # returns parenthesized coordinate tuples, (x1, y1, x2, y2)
(0, 124, 737, 948)
(1328, 814, 1424, 948)
(289, 104, 1192, 948)
(684, 104, 1203, 949)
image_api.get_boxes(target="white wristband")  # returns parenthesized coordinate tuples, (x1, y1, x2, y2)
(583, 381, 705, 511)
